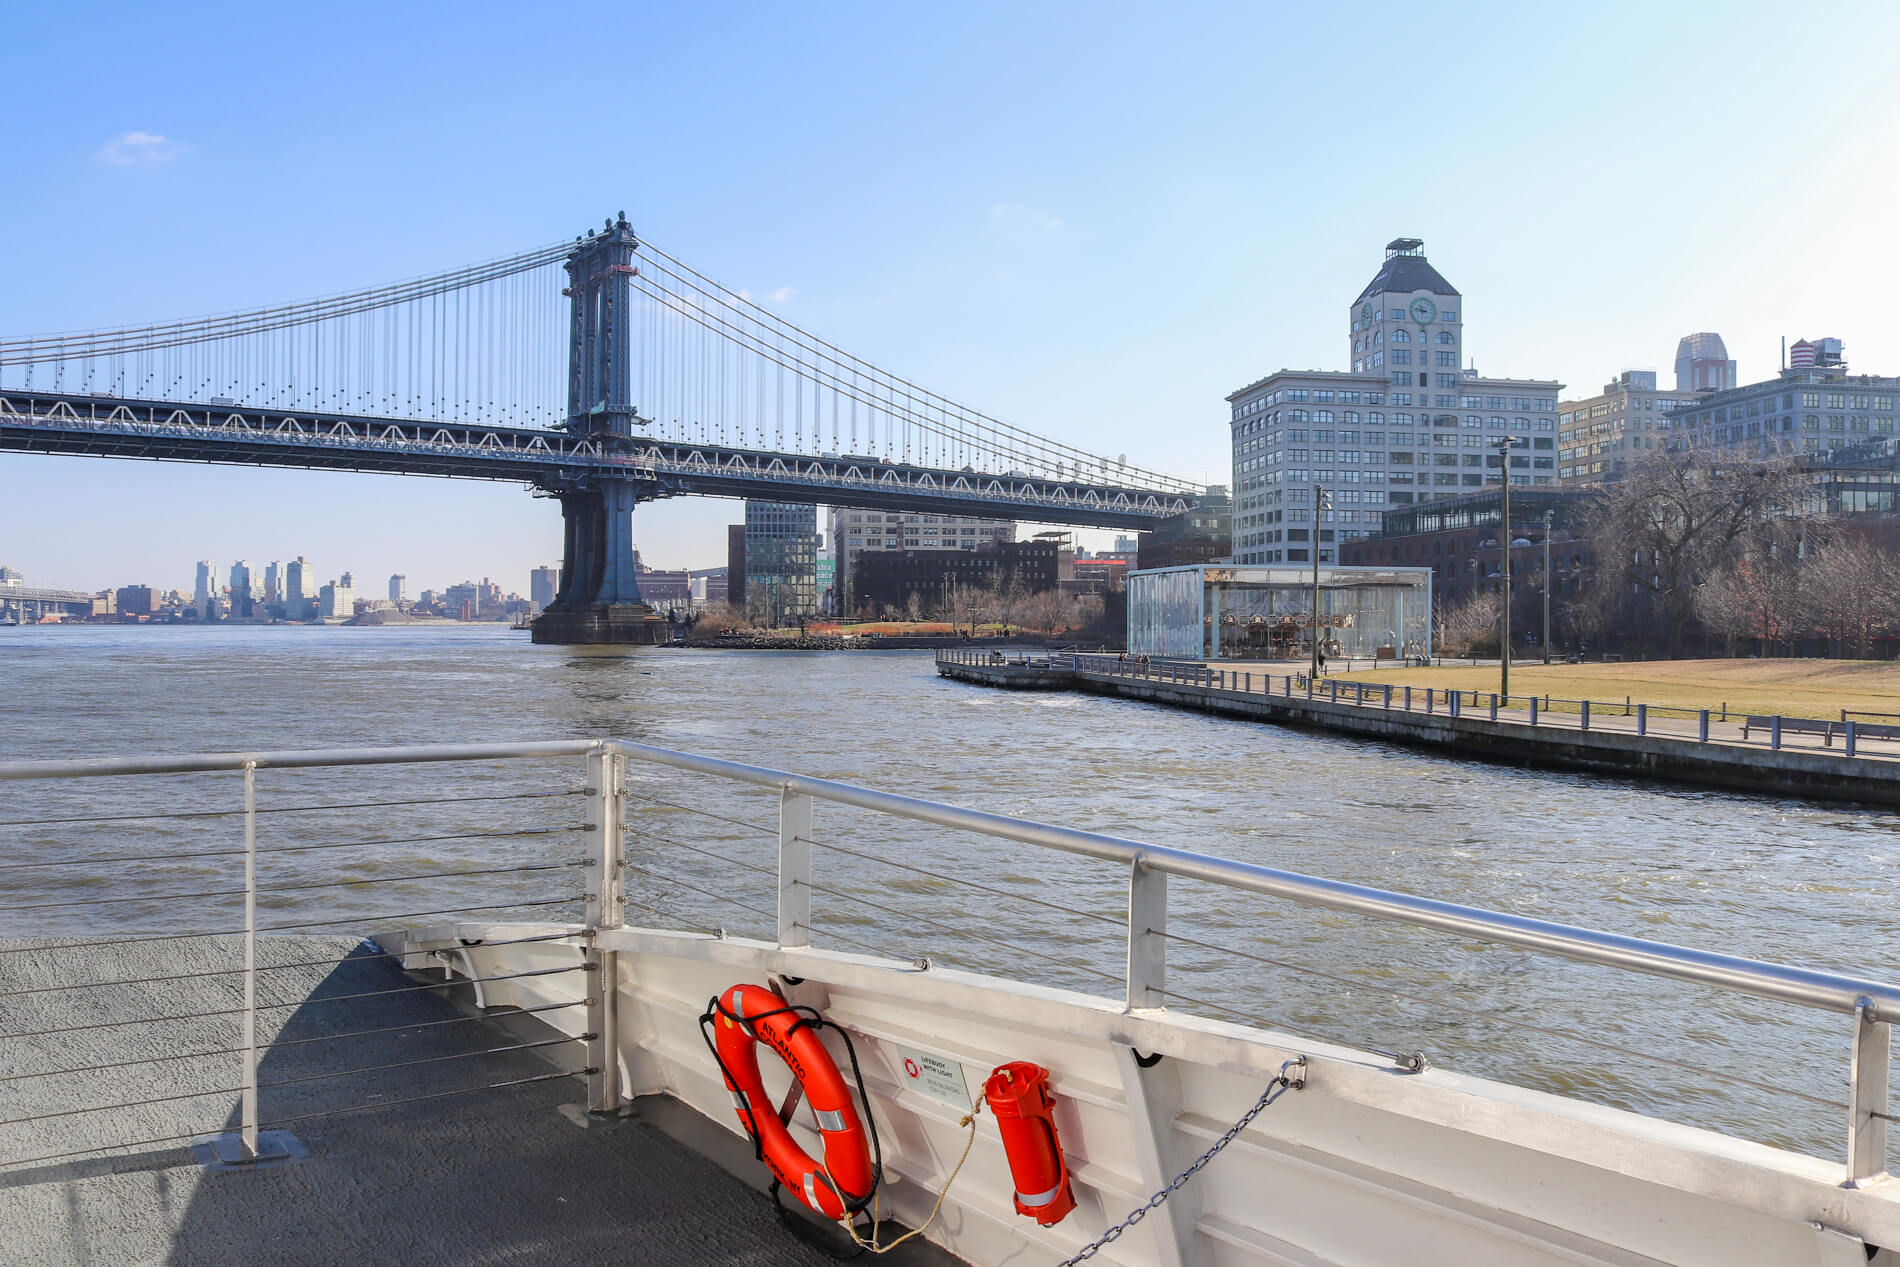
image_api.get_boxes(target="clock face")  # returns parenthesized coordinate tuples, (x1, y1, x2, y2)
(1409, 297, 1438, 324)
(1360, 304, 1373, 324)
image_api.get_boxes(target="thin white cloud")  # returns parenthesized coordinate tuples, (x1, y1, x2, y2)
(989, 203, 1064, 231)
(764, 286, 795, 303)
(100, 131, 176, 166)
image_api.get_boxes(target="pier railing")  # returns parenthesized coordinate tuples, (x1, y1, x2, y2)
(2, 737, 1894, 1182)
(1037, 653, 1900, 758)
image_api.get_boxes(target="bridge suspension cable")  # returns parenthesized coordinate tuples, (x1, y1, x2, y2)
(0, 243, 573, 427)
(629, 240, 1197, 492)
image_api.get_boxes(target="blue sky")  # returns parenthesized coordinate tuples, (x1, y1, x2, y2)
(5, 1, 1899, 593)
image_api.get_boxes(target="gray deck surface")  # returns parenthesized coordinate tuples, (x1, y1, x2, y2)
(0, 936, 956, 1266)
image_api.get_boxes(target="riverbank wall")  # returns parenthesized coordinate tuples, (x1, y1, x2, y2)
(937, 659, 1900, 807)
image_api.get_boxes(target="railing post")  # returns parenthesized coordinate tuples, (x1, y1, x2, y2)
(1489, 693, 1498, 721)
(1126, 858, 1166, 1011)
(778, 786, 814, 949)
(1529, 697, 1538, 726)
(1846, 720, 1858, 758)
(584, 744, 627, 1115)
(1848, 1001, 1892, 1185)
(1771, 715, 1782, 751)
(1580, 700, 1590, 731)
(1449, 691, 1460, 718)
(240, 759, 259, 1160)
(1404, 685, 1412, 711)
(1426, 687, 1434, 714)
(1699, 709, 1710, 743)
(1636, 704, 1647, 736)
(1329, 679, 1338, 704)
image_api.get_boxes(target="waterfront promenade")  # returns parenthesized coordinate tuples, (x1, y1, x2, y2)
(937, 650, 1900, 805)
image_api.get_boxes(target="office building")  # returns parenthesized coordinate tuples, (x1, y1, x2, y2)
(690, 569, 729, 608)
(388, 574, 406, 604)
(742, 501, 818, 627)
(530, 566, 560, 611)
(1669, 340, 1897, 460)
(1228, 238, 1563, 567)
(851, 540, 1060, 615)
(262, 561, 283, 606)
(115, 585, 155, 616)
(1675, 332, 1737, 393)
(1136, 485, 1232, 569)
(194, 560, 220, 619)
(1556, 370, 1701, 483)
(228, 561, 255, 618)
(827, 508, 1014, 609)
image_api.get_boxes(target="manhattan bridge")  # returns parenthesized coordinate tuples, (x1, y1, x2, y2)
(0, 213, 1199, 641)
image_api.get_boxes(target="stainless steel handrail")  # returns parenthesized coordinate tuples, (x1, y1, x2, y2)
(599, 737, 1900, 1025)
(8, 736, 1895, 1023)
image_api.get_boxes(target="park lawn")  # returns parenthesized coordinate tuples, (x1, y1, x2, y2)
(1332, 659, 1900, 721)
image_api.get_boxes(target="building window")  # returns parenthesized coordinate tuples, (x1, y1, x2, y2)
(1436, 351, 1457, 366)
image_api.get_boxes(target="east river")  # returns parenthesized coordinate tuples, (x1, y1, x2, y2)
(2, 624, 1895, 1161)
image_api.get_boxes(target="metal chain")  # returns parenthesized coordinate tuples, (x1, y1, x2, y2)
(1058, 1060, 1304, 1266)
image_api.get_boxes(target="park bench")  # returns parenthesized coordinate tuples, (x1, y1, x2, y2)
(1741, 716, 1838, 745)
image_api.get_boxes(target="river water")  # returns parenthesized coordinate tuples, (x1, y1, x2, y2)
(2, 623, 1895, 1163)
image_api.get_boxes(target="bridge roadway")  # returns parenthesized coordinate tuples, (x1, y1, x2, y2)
(0, 390, 1192, 531)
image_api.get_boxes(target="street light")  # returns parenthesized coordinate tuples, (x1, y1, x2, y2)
(1310, 483, 1332, 682)
(1542, 507, 1553, 666)
(1495, 438, 1513, 700)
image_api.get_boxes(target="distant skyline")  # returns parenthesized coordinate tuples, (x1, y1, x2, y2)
(5, 1, 1899, 590)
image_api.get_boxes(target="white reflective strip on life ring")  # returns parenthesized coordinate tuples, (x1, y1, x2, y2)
(815, 1108, 846, 1132)
(1017, 1182, 1064, 1208)
(803, 1171, 820, 1209)
(729, 1090, 749, 1112)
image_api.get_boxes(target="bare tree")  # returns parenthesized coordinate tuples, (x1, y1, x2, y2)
(690, 602, 751, 636)
(1803, 535, 1899, 658)
(1437, 590, 1501, 656)
(1582, 450, 1811, 655)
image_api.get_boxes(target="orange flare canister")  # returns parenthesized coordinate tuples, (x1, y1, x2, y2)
(983, 1061, 1076, 1226)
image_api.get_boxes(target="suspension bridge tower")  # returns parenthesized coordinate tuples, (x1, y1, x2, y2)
(532, 214, 669, 645)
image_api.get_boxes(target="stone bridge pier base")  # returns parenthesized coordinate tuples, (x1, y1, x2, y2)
(531, 479, 668, 645)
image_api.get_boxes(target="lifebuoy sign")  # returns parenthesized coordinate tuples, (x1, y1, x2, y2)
(894, 1043, 971, 1106)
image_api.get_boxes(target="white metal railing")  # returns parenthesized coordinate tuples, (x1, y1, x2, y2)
(1, 737, 1893, 1182)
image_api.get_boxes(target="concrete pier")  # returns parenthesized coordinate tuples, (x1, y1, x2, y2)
(937, 654, 1900, 807)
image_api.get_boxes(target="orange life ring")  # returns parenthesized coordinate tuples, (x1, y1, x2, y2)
(707, 983, 876, 1220)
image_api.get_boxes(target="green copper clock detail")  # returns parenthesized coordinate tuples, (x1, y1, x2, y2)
(1409, 297, 1438, 324)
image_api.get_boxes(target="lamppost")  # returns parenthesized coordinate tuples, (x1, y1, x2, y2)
(1495, 439, 1513, 700)
(1310, 483, 1332, 681)
(1542, 507, 1553, 665)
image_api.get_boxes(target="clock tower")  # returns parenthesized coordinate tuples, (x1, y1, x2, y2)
(1347, 238, 1462, 396)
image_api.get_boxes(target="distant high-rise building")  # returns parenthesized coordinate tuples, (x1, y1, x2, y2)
(388, 574, 406, 604)
(530, 566, 560, 611)
(284, 556, 314, 619)
(743, 501, 817, 627)
(262, 561, 283, 606)
(228, 561, 255, 618)
(340, 571, 354, 590)
(1674, 332, 1737, 393)
(194, 560, 220, 619)
(1668, 345, 1897, 460)
(115, 585, 155, 616)
(727, 525, 747, 610)
(318, 579, 355, 620)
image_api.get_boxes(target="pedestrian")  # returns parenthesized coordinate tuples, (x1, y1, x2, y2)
(1318, 648, 1327, 674)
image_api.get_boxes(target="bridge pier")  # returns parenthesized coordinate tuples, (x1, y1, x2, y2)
(532, 478, 666, 644)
